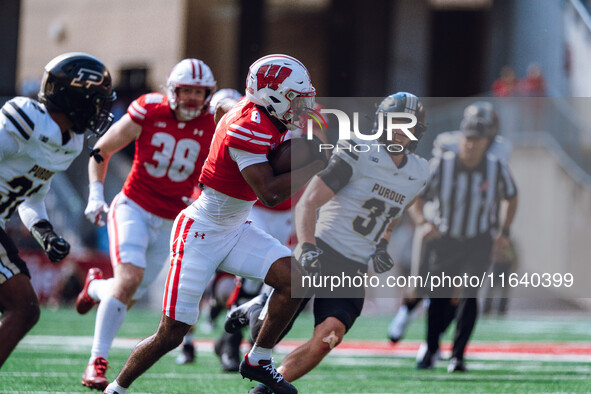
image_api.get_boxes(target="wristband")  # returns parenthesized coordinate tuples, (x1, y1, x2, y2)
(501, 227, 510, 237)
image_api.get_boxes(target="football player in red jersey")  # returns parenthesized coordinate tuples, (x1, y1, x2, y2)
(76, 59, 217, 390)
(105, 54, 326, 394)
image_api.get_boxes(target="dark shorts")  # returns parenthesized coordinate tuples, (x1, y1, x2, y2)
(0, 226, 31, 284)
(295, 238, 366, 332)
(312, 296, 364, 332)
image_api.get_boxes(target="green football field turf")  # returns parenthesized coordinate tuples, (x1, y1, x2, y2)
(2, 306, 590, 393)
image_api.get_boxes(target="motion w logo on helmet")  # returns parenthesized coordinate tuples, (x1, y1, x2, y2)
(256, 65, 292, 90)
(71, 68, 106, 89)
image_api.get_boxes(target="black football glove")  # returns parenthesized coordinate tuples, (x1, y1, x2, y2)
(299, 242, 323, 277)
(372, 239, 394, 274)
(31, 220, 71, 263)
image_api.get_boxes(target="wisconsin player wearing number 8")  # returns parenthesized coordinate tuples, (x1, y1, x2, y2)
(0, 52, 116, 368)
(104, 54, 326, 394)
(76, 59, 216, 390)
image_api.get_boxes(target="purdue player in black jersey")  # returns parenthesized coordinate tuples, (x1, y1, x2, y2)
(0, 53, 115, 368)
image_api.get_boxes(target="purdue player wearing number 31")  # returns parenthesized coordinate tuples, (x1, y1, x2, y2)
(243, 93, 430, 393)
(0, 53, 115, 368)
(76, 59, 217, 390)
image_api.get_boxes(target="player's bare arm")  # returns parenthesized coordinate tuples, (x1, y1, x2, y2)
(88, 114, 142, 183)
(240, 158, 325, 207)
(295, 175, 335, 245)
(86, 114, 142, 226)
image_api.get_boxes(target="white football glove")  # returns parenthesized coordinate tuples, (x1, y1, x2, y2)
(85, 182, 109, 226)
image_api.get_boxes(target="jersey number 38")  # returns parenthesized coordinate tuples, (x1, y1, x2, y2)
(144, 132, 201, 182)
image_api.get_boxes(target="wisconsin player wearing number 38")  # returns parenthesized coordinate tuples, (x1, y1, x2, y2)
(0, 53, 116, 369)
(76, 59, 217, 390)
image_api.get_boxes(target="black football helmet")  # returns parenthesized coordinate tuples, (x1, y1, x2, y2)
(38, 52, 116, 136)
(374, 92, 426, 153)
(460, 101, 499, 139)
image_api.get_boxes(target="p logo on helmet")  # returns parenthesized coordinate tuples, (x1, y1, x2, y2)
(71, 68, 105, 89)
(38, 52, 116, 136)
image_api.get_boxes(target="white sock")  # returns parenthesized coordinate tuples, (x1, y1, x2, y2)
(90, 296, 127, 361)
(183, 332, 194, 346)
(105, 379, 128, 394)
(247, 344, 272, 364)
(88, 278, 115, 302)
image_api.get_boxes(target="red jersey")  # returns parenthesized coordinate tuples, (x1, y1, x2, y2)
(199, 99, 287, 201)
(122, 93, 215, 219)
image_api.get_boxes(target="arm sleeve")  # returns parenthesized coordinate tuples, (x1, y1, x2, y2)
(317, 155, 353, 194)
(17, 182, 50, 230)
(228, 147, 268, 171)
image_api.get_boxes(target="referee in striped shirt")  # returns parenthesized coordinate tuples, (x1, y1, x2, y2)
(411, 102, 518, 372)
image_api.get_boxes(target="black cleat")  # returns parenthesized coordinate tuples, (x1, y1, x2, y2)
(447, 357, 468, 373)
(239, 355, 297, 394)
(416, 350, 436, 370)
(249, 383, 273, 394)
(224, 293, 268, 334)
(214, 332, 241, 372)
(175, 343, 196, 364)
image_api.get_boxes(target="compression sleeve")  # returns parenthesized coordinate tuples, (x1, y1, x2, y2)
(317, 155, 353, 194)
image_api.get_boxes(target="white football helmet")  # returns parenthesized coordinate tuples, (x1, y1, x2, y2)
(209, 88, 243, 114)
(245, 54, 315, 131)
(166, 58, 217, 120)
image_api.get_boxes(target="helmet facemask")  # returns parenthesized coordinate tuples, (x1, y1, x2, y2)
(277, 90, 316, 130)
